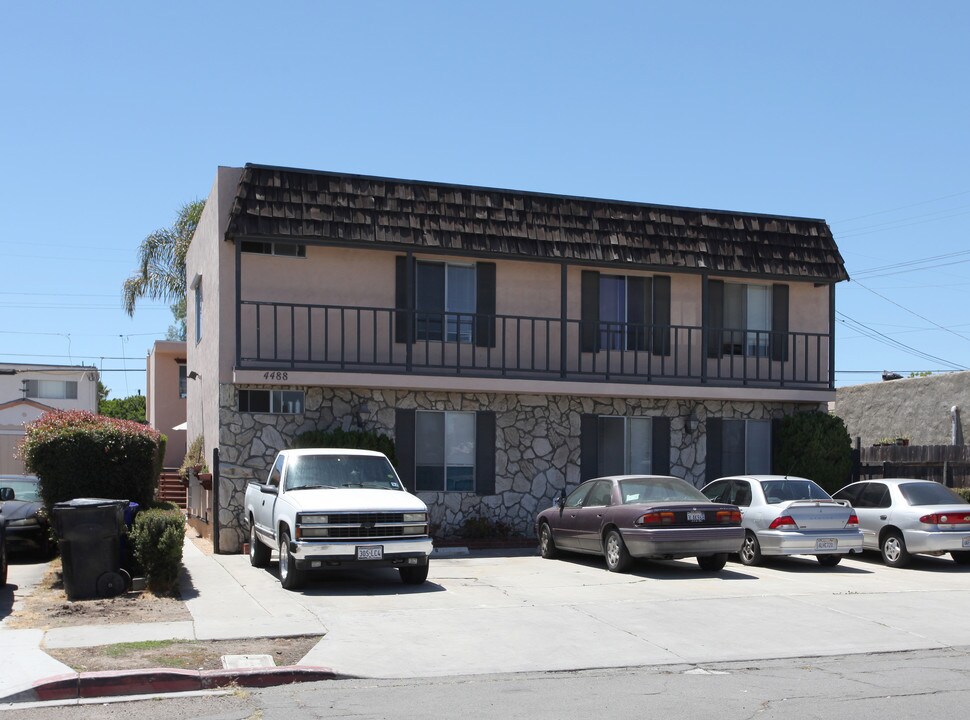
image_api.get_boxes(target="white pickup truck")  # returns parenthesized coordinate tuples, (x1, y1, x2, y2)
(245, 448, 433, 589)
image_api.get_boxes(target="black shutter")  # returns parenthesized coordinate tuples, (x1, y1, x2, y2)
(581, 270, 600, 353)
(627, 277, 650, 352)
(771, 284, 790, 362)
(653, 275, 671, 356)
(475, 262, 496, 348)
(706, 417, 723, 484)
(706, 279, 724, 358)
(395, 408, 416, 492)
(651, 416, 671, 475)
(394, 256, 411, 344)
(580, 413, 599, 481)
(475, 411, 496, 495)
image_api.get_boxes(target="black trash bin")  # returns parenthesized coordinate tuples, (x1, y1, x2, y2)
(52, 498, 130, 600)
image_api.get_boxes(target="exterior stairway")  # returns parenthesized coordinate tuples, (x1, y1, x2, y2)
(157, 469, 187, 509)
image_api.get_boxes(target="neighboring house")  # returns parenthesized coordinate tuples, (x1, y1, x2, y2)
(0, 363, 100, 474)
(835, 371, 970, 447)
(145, 341, 188, 467)
(185, 164, 848, 552)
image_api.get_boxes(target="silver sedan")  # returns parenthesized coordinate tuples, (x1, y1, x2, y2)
(833, 478, 970, 567)
(701, 475, 864, 567)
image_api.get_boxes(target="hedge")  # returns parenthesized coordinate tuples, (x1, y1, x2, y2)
(130, 507, 185, 596)
(291, 428, 397, 466)
(20, 410, 161, 511)
(773, 412, 853, 494)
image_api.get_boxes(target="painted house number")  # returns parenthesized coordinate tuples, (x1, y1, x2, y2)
(262, 371, 289, 381)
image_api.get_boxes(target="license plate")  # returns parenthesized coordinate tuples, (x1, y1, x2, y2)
(356, 545, 384, 560)
(687, 511, 705, 523)
(815, 538, 838, 551)
(963, 537, 970, 548)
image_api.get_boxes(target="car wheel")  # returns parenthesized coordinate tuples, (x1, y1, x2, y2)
(697, 554, 727, 571)
(278, 530, 305, 590)
(604, 529, 632, 573)
(1, 538, 7, 586)
(249, 521, 270, 568)
(400, 563, 429, 585)
(881, 530, 911, 568)
(816, 554, 842, 567)
(538, 522, 559, 559)
(950, 551, 970, 565)
(739, 531, 762, 566)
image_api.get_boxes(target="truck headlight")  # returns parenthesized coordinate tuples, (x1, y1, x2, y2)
(300, 514, 328, 524)
(403, 512, 427, 523)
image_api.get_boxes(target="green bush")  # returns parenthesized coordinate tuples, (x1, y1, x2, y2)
(154, 434, 167, 485)
(458, 515, 514, 539)
(179, 434, 206, 480)
(130, 508, 185, 596)
(21, 410, 160, 511)
(773, 411, 853, 494)
(291, 428, 397, 466)
(954, 487, 970, 503)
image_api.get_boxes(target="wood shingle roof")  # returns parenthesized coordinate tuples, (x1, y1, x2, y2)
(225, 164, 848, 282)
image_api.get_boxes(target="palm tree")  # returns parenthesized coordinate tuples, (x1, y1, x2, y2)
(122, 200, 205, 340)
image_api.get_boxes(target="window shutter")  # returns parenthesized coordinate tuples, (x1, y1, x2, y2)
(627, 277, 650, 352)
(475, 411, 496, 495)
(581, 270, 600, 353)
(475, 262, 496, 348)
(706, 417, 723, 483)
(653, 275, 671, 357)
(651, 416, 671, 475)
(580, 413, 599, 481)
(394, 256, 411, 344)
(395, 408, 416, 492)
(25, 379, 38, 398)
(771, 284, 790, 362)
(706, 280, 724, 358)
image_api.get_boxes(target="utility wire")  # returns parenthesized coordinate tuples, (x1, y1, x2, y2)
(850, 279, 970, 344)
(836, 312, 967, 371)
(832, 189, 970, 223)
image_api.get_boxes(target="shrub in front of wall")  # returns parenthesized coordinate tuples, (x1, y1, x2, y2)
(954, 488, 970, 503)
(20, 410, 160, 511)
(154, 433, 168, 486)
(773, 411, 853, 494)
(291, 428, 397, 466)
(130, 508, 185, 596)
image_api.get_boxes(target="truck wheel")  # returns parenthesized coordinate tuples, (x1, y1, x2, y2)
(278, 531, 305, 590)
(249, 521, 270, 568)
(399, 563, 429, 585)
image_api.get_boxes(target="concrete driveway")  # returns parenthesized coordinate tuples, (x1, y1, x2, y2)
(205, 547, 970, 678)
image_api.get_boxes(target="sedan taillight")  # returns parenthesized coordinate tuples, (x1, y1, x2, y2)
(845, 514, 859, 527)
(636, 511, 675, 526)
(716, 510, 742, 524)
(768, 515, 798, 530)
(919, 513, 970, 525)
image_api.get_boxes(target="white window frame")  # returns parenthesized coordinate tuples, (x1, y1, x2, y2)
(238, 389, 305, 414)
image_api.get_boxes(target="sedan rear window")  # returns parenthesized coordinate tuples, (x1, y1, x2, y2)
(761, 480, 831, 503)
(899, 482, 968, 506)
(619, 478, 708, 504)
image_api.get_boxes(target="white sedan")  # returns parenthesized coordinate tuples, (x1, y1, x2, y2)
(833, 478, 970, 567)
(701, 475, 863, 567)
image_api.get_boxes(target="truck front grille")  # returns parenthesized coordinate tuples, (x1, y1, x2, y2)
(297, 511, 426, 541)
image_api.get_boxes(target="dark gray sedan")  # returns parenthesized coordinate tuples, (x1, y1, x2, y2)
(0, 475, 52, 557)
(536, 475, 744, 573)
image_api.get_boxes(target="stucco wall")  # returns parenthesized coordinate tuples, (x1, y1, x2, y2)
(146, 341, 186, 467)
(211, 383, 818, 553)
(835, 371, 970, 447)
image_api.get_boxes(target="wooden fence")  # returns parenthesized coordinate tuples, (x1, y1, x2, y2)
(853, 443, 970, 488)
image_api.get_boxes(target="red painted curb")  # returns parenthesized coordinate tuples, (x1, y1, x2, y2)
(202, 666, 338, 689)
(26, 665, 337, 702)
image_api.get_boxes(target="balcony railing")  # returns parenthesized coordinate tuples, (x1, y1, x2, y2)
(238, 301, 832, 389)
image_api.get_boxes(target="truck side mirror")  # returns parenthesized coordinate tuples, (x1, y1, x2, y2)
(259, 485, 279, 496)
(0, 487, 14, 501)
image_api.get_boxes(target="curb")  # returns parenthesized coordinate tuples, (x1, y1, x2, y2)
(4, 666, 339, 704)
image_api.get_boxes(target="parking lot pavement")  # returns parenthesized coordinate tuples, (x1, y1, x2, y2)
(249, 550, 970, 678)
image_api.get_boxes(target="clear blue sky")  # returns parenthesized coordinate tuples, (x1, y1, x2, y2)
(2, 2, 968, 397)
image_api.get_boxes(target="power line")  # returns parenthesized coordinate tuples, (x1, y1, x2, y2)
(836, 312, 967, 371)
(832, 189, 970, 224)
(835, 208, 970, 240)
(851, 279, 970, 344)
(850, 249, 970, 279)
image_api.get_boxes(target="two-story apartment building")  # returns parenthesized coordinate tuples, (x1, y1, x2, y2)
(185, 164, 848, 552)
(0, 363, 100, 474)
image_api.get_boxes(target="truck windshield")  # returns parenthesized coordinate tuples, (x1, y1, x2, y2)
(284, 455, 402, 491)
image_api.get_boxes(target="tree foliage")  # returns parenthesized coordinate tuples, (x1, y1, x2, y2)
(122, 200, 205, 339)
(773, 412, 853, 493)
(291, 428, 397, 466)
(99, 393, 146, 423)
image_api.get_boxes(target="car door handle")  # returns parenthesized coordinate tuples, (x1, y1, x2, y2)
(880, 515, 887, 520)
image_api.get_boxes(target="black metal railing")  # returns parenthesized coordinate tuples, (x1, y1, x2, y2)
(237, 301, 832, 388)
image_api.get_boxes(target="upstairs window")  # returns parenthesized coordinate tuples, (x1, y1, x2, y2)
(178, 364, 187, 399)
(25, 380, 78, 400)
(240, 240, 306, 257)
(416, 261, 476, 342)
(723, 283, 771, 357)
(581, 271, 671, 354)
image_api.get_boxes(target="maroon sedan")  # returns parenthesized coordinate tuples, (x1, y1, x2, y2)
(536, 475, 744, 572)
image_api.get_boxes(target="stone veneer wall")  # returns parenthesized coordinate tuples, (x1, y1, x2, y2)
(214, 382, 820, 553)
